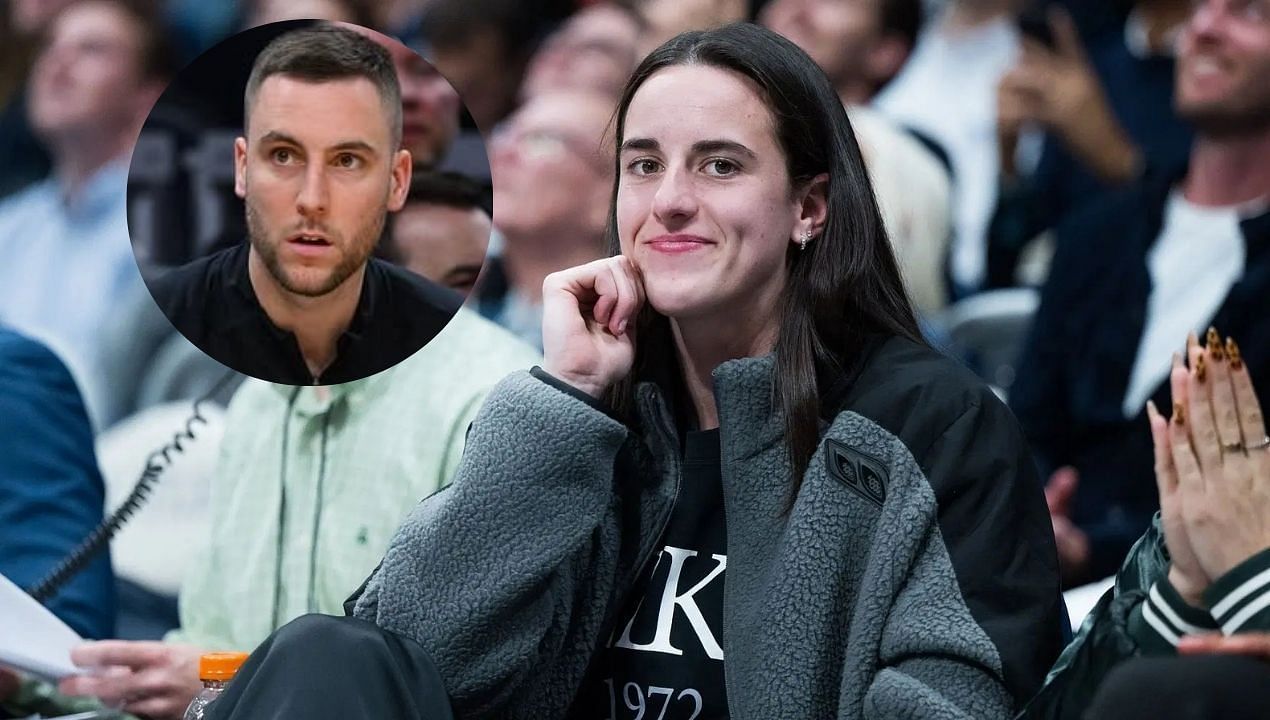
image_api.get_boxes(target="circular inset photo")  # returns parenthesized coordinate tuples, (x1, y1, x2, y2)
(129, 20, 491, 385)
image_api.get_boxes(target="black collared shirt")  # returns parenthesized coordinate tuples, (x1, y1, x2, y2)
(149, 242, 462, 385)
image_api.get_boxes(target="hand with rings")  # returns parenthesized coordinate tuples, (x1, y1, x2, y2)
(1147, 328, 1270, 606)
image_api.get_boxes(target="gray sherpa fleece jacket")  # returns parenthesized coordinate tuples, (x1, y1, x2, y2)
(353, 339, 1062, 719)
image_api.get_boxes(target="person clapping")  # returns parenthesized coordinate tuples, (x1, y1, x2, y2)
(1023, 328, 1270, 718)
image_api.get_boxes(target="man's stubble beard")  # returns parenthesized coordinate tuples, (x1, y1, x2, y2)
(1179, 100, 1270, 139)
(1177, 59, 1270, 139)
(245, 197, 387, 298)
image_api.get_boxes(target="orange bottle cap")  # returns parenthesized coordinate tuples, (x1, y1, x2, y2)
(198, 652, 249, 681)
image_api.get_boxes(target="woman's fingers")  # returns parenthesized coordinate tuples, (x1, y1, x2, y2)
(630, 258, 646, 314)
(1187, 341, 1223, 474)
(1187, 331, 1202, 371)
(592, 291, 617, 328)
(1205, 327, 1245, 457)
(606, 256, 644, 336)
(1148, 400, 1177, 496)
(545, 257, 626, 332)
(547, 256, 645, 338)
(1170, 406, 1205, 495)
(591, 261, 620, 328)
(1178, 632, 1270, 659)
(1170, 354, 1205, 492)
(540, 256, 641, 398)
(1226, 336, 1267, 448)
(546, 257, 612, 299)
(1048, 6, 1087, 63)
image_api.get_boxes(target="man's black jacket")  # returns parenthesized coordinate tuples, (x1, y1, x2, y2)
(1010, 164, 1270, 580)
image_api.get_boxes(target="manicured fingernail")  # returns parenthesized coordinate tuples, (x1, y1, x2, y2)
(1147, 400, 1159, 420)
(1207, 327, 1225, 360)
(1174, 401, 1185, 425)
(617, 320, 627, 334)
(1196, 354, 1206, 383)
(1227, 337, 1243, 370)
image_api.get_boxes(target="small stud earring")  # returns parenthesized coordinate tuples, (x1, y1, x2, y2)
(798, 230, 812, 251)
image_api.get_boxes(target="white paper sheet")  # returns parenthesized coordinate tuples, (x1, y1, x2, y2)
(0, 572, 82, 679)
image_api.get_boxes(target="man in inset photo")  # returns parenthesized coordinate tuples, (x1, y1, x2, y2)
(150, 24, 462, 385)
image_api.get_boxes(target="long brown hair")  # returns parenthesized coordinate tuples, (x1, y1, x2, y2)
(604, 23, 924, 488)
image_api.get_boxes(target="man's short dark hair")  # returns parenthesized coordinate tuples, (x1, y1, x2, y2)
(243, 24, 402, 146)
(405, 171, 492, 216)
(879, 0, 923, 51)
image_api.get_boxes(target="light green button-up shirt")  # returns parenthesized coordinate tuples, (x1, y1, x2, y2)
(167, 308, 541, 651)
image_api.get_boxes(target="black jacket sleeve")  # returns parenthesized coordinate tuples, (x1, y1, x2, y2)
(918, 390, 1066, 709)
(1007, 211, 1089, 481)
(1021, 517, 1168, 719)
(1022, 515, 1270, 719)
(840, 338, 1065, 710)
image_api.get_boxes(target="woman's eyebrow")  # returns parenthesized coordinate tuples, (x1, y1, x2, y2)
(620, 137, 757, 160)
(620, 137, 659, 153)
(691, 140, 757, 160)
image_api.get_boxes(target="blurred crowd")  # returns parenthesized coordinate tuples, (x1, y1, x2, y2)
(1, 0, 1269, 716)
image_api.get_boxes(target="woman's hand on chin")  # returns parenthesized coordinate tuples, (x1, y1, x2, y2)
(541, 255, 646, 398)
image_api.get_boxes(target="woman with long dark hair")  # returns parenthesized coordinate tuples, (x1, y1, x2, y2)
(208, 23, 1062, 720)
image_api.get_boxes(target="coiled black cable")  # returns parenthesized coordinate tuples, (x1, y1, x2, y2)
(26, 370, 240, 604)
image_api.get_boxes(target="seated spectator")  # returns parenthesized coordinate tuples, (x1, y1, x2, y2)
(344, 23, 462, 171)
(875, 0, 1025, 297)
(0, 327, 114, 640)
(385, 171, 492, 297)
(761, 0, 922, 107)
(475, 90, 614, 348)
(0, 326, 115, 717)
(423, 0, 572, 132)
(520, 1, 645, 102)
(0, 0, 74, 199)
(367, 0, 430, 49)
(762, 0, 954, 314)
(97, 401, 228, 641)
(1010, 0, 1270, 586)
(1022, 331, 1270, 717)
(204, 24, 1062, 719)
(0, 1, 79, 104)
(847, 106, 953, 315)
(56, 308, 541, 719)
(0, 0, 176, 428)
(988, 0, 1194, 287)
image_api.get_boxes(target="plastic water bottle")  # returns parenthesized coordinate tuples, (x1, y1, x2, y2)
(183, 651, 249, 719)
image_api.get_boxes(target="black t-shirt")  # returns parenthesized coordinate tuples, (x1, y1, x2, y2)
(148, 242, 462, 385)
(572, 428, 730, 719)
